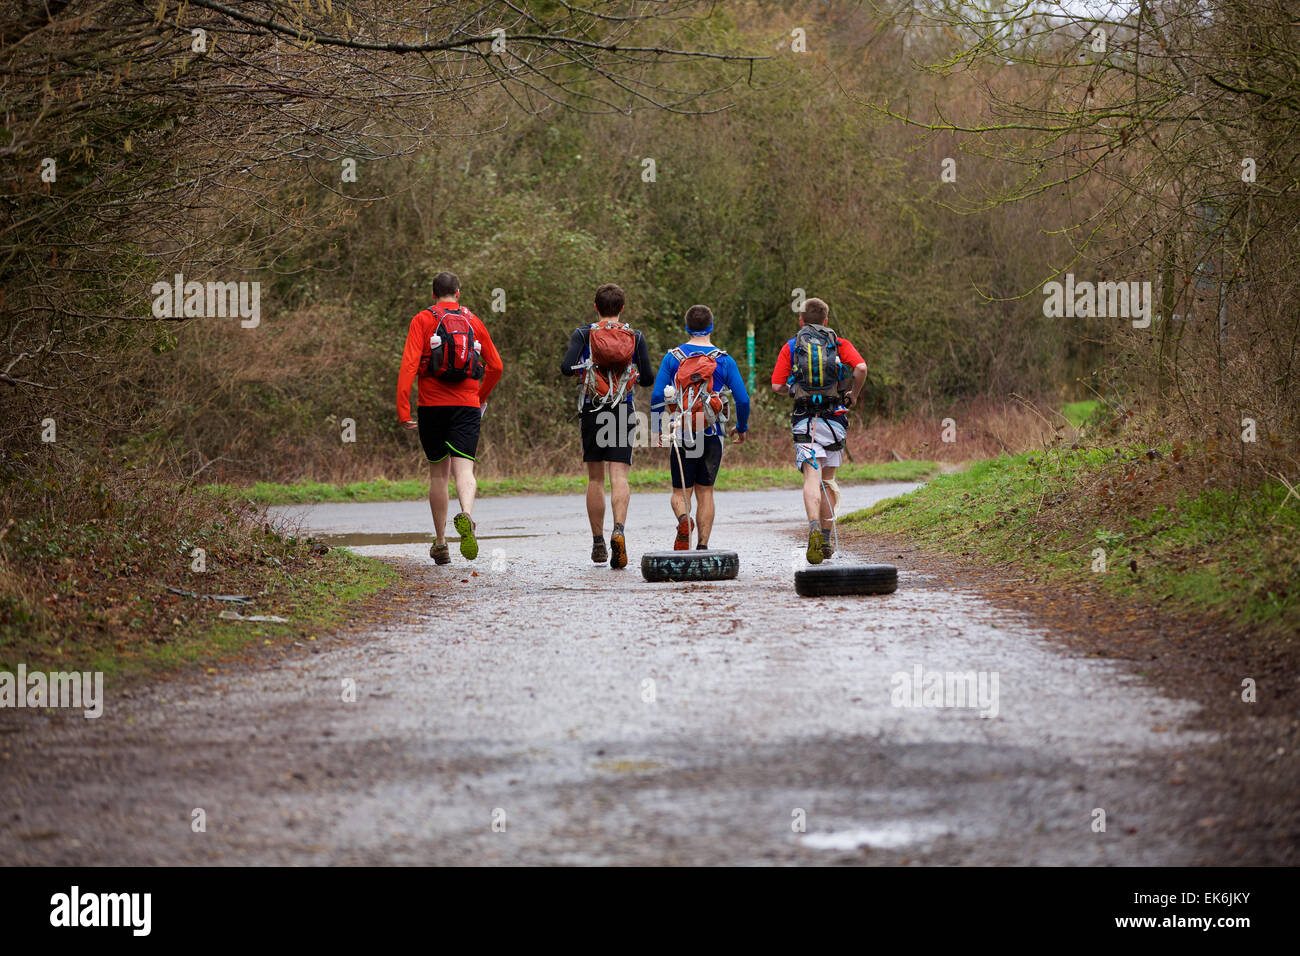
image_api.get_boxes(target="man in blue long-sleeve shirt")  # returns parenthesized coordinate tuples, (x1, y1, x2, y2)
(651, 305, 751, 550)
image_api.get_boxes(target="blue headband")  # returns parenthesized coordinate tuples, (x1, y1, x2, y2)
(688, 323, 714, 335)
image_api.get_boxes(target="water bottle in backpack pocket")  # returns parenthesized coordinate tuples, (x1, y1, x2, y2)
(421, 307, 485, 382)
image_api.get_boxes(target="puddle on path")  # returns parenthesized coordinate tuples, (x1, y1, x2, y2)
(593, 759, 665, 774)
(317, 531, 545, 547)
(801, 821, 951, 851)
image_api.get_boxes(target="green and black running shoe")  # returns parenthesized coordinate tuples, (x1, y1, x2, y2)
(453, 512, 478, 560)
(806, 528, 825, 565)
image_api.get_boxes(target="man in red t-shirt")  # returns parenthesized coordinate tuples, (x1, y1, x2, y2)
(770, 297, 867, 564)
(396, 272, 503, 564)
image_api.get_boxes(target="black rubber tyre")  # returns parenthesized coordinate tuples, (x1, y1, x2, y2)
(794, 563, 897, 597)
(641, 550, 740, 582)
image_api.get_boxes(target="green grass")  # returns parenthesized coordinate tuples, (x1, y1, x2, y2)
(1060, 400, 1102, 428)
(208, 459, 938, 505)
(97, 549, 399, 678)
(2, 548, 398, 680)
(842, 449, 1300, 634)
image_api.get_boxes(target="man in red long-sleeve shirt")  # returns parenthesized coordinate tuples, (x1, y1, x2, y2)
(396, 271, 503, 564)
(771, 296, 867, 564)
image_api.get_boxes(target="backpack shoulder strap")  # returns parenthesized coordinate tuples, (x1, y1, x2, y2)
(669, 347, 687, 361)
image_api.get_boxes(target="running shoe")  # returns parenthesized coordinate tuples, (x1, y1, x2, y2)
(591, 537, 608, 563)
(610, 528, 627, 569)
(430, 543, 451, 565)
(806, 527, 825, 564)
(453, 512, 478, 560)
(673, 514, 694, 551)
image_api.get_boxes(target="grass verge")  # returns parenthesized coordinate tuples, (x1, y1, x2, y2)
(2, 545, 399, 681)
(209, 459, 938, 505)
(1060, 399, 1102, 428)
(842, 448, 1299, 635)
(1, 455, 401, 681)
(107, 549, 395, 679)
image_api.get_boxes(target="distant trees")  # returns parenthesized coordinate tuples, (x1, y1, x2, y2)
(0, 0, 758, 467)
(13, 2, 1283, 485)
(869, 0, 1300, 474)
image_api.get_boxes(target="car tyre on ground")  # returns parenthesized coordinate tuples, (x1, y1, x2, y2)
(794, 563, 897, 596)
(641, 550, 740, 582)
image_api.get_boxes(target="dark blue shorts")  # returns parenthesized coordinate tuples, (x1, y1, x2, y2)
(670, 435, 723, 488)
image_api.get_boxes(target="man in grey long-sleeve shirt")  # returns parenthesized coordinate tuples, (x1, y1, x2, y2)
(559, 282, 654, 569)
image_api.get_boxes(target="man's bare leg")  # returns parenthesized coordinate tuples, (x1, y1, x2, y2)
(671, 485, 694, 522)
(450, 455, 477, 516)
(801, 461, 824, 522)
(586, 461, 606, 535)
(609, 462, 630, 527)
(695, 485, 715, 546)
(606, 461, 631, 568)
(429, 458, 452, 544)
(819, 464, 838, 530)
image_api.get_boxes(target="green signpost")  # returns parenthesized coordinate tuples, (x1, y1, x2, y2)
(746, 320, 756, 393)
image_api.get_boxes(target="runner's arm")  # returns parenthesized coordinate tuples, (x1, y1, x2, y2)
(770, 343, 792, 394)
(635, 332, 654, 387)
(396, 313, 424, 422)
(724, 355, 751, 432)
(649, 351, 677, 413)
(650, 352, 678, 445)
(559, 327, 586, 376)
(476, 317, 504, 403)
(838, 338, 868, 406)
(848, 363, 868, 404)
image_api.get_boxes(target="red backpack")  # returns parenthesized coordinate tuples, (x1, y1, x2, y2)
(421, 306, 485, 383)
(667, 347, 728, 436)
(581, 320, 639, 406)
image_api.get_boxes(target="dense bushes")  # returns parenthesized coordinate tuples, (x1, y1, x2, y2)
(120, 7, 1079, 482)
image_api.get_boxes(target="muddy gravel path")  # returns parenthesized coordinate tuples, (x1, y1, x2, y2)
(1, 484, 1225, 865)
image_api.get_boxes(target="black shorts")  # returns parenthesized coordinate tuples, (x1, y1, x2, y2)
(670, 434, 723, 488)
(580, 403, 636, 465)
(418, 405, 480, 462)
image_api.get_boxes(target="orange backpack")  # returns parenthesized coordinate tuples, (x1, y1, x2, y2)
(582, 321, 639, 407)
(667, 347, 729, 436)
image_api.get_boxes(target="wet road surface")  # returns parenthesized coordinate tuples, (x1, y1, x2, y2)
(0, 484, 1213, 864)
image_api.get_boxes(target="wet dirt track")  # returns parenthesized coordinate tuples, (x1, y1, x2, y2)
(0, 484, 1224, 865)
